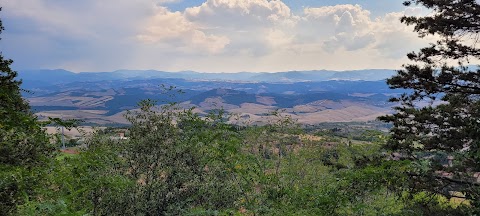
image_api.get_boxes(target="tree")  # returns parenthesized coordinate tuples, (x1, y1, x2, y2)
(0, 7, 54, 215)
(85, 100, 242, 215)
(0, 7, 53, 166)
(380, 0, 480, 212)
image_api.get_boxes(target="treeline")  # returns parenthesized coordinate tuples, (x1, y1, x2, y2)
(1, 99, 474, 215)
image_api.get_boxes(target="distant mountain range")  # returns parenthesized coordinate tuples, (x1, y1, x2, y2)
(18, 68, 405, 125)
(18, 69, 397, 88)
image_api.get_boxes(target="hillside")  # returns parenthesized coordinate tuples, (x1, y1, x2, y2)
(18, 69, 405, 125)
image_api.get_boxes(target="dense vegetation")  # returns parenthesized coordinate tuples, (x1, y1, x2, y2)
(2, 1, 480, 215)
(379, 0, 480, 213)
(0, 7, 56, 215)
(3, 99, 474, 215)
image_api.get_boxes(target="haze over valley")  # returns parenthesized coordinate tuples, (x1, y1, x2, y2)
(20, 69, 402, 125)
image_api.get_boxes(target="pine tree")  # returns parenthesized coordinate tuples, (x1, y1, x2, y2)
(379, 0, 480, 210)
(0, 7, 30, 128)
(0, 7, 53, 215)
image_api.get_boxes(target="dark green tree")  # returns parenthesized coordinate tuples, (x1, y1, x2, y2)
(0, 7, 52, 166)
(0, 7, 54, 215)
(380, 0, 480, 212)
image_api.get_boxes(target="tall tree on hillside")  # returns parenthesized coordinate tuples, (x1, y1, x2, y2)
(0, 11, 29, 117)
(0, 7, 53, 215)
(379, 0, 480, 211)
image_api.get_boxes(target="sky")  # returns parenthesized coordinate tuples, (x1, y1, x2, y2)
(2, 0, 431, 72)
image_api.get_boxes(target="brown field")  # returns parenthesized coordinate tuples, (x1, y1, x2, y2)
(44, 126, 104, 137)
(32, 95, 393, 125)
(29, 96, 113, 107)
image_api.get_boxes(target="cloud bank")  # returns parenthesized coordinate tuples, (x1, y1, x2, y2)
(2, 0, 429, 72)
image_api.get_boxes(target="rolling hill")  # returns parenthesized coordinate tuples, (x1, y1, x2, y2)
(19, 69, 404, 125)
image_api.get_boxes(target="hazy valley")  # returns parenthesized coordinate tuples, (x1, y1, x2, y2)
(20, 69, 404, 125)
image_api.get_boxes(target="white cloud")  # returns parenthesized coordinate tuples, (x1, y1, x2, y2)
(184, 0, 294, 28)
(130, 2, 428, 72)
(2, 0, 440, 72)
(297, 4, 383, 53)
(137, 6, 230, 54)
(135, 0, 299, 56)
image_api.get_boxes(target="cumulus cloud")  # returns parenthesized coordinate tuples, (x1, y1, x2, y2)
(134, 2, 432, 71)
(296, 4, 385, 53)
(136, 0, 298, 55)
(184, 0, 295, 28)
(137, 6, 230, 54)
(2, 0, 438, 72)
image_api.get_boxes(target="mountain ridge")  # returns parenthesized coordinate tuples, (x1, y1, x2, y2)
(18, 69, 397, 85)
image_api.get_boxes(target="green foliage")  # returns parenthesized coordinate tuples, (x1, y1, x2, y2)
(76, 100, 244, 215)
(241, 138, 410, 215)
(0, 7, 56, 215)
(11, 96, 437, 215)
(380, 0, 480, 213)
(14, 95, 420, 215)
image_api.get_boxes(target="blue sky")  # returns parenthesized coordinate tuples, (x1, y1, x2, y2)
(2, 0, 429, 72)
